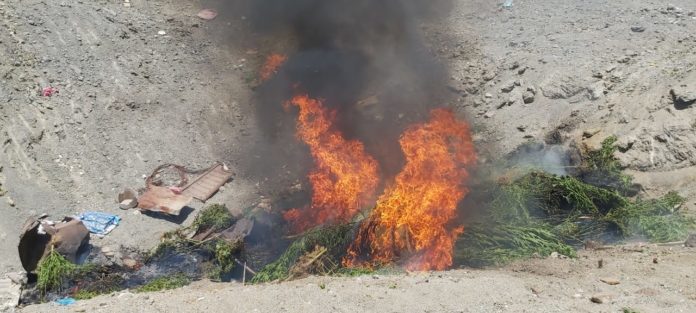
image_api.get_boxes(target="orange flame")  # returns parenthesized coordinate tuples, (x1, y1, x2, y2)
(344, 108, 476, 271)
(259, 53, 287, 81)
(283, 95, 380, 233)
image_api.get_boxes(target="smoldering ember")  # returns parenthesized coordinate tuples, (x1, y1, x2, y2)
(1, 0, 696, 312)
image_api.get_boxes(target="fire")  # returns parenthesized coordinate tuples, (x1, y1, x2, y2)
(283, 95, 380, 233)
(344, 108, 476, 271)
(259, 53, 287, 81)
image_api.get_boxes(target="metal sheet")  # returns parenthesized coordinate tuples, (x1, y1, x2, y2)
(137, 185, 193, 216)
(182, 163, 233, 201)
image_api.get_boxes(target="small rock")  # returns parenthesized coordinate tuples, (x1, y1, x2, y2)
(653, 257, 659, 264)
(600, 278, 620, 285)
(122, 258, 137, 269)
(522, 91, 535, 104)
(590, 296, 604, 304)
(157, 30, 166, 35)
(617, 136, 636, 152)
(686, 233, 696, 247)
(484, 111, 495, 119)
(6, 197, 14, 207)
(598, 259, 604, 268)
(500, 81, 516, 93)
(583, 128, 601, 138)
(530, 287, 542, 295)
(119, 199, 137, 210)
(484, 93, 493, 98)
(517, 125, 527, 132)
(197, 9, 218, 20)
(671, 86, 696, 107)
(101, 246, 115, 257)
(631, 26, 646, 33)
(590, 293, 615, 304)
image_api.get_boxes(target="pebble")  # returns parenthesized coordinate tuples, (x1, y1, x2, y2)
(631, 26, 646, 33)
(522, 91, 535, 104)
(600, 278, 620, 285)
(590, 293, 615, 304)
(686, 233, 696, 247)
(157, 30, 166, 35)
(500, 81, 516, 93)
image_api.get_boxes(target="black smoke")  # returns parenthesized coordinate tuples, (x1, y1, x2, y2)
(249, 0, 454, 178)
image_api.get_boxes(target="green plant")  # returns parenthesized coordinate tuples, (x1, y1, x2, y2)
(36, 250, 77, 294)
(73, 290, 102, 300)
(583, 136, 634, 193)
(251, 224, 354, 283)
(192, 204, 234, 232)
(334, 267, 374, 277)
(136, 274, 190, 293)
(206, 240, 239, 281)
(456, 223, 575, 267)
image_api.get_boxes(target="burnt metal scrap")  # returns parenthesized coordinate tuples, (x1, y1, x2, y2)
(130, 162, 233, 216)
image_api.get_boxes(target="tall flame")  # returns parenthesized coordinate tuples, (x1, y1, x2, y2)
(259, 53, 287, 81)
(344, 108, 476, 271)
(283, 95, 380, 233)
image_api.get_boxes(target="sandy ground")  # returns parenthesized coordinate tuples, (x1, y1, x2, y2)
(1, 0, 696, 312)
(20, 245, 696, 313)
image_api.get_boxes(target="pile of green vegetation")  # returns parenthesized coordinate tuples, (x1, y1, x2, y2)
(136, 274, 190, 293)
(36, 250, 78, 294)
(455, 137, 695, 267)
(150, 204, 241, 281)
(251, 223, 355, 283)
(191, 203, 234, 233)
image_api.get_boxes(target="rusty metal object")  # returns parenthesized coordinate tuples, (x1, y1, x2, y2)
(18, 217, 90, 272)
(132, 162, 230, 215)
(182, 163, 233, 201)
(137, 185, 192, 216)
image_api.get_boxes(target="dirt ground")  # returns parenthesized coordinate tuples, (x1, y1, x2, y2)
(1, 0, 696, 312)
(20, 245, 696, 313)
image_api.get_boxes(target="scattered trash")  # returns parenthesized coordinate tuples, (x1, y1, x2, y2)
(503, 0, 513, 8)
(137, 186, 192, 216)
(0, 278, 21, 311)
(127, 163, 232, 216)
(157, 30, 166, 36)
(197, 9, 218, 20)
(55, 297, 76, 306)
(220, 218, 254, 243)
(18, 217, 90, 272)
(78, 212, 121, 236)
(41, 86, 58, 97)
(181, 163, 234, 201)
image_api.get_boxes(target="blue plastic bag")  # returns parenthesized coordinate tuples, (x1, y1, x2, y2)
(56, 297, 76, 306)
(79, 212, 121, 236)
